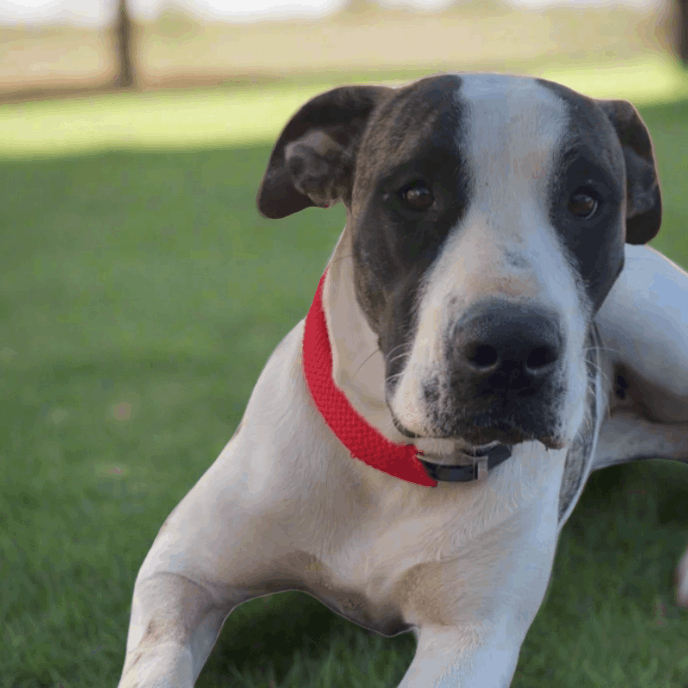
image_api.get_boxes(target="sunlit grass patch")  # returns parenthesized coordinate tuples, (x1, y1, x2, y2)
(0, 83, 332, 160)
(536, 53, 688, 104)
(0, 53, 686, 160)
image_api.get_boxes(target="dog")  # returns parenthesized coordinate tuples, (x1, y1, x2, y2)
(117, 73, 688, 688)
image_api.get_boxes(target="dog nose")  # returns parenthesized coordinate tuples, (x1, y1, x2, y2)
(453, 302, 562, 391)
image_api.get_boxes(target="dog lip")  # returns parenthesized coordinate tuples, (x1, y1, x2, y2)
(419, 431, 565, 451)
(459, 440, 503, 454)
(389, 408, 565, 451)
(444, 423, 566, 450)
(422, 439, 514, 455)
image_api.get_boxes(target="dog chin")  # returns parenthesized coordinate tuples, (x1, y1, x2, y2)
(403, 425, 566, 462)
(452, 427, 566, 451)
(415, 435, 500, 455)
(414, 434, 565, 466)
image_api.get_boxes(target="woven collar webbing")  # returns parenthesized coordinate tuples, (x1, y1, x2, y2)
(301, 269, 437, 487)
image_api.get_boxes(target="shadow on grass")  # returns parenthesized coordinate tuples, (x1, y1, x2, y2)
(201, 592, 416, 687)
(211, 593, 343, 675)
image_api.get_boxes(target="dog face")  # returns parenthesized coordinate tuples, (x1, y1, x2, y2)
(257, 73, 661, 453)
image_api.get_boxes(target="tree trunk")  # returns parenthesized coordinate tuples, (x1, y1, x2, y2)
(116, 0, 135, 87)
(680, 0, 688, 66)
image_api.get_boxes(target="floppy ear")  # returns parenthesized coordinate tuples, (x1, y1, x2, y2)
(596, 99, 662, 244)
(256, 85, 392, 219)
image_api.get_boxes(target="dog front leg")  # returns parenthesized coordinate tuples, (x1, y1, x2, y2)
(118, 571, 238, 688)
(397, 623, 521, 688)
(116, 433, 281, 688)
(395, 497, 561, 688)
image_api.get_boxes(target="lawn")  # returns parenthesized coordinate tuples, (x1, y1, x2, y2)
(2, 59, 688, 688)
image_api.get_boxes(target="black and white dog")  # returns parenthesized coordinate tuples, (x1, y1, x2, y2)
(118, 73, 688, 688)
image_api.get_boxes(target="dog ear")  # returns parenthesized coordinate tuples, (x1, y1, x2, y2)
(596, 99, 662, 244)
(257, 85, 392, 219)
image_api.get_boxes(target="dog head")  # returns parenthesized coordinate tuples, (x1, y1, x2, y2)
(258, 73, 661, 456)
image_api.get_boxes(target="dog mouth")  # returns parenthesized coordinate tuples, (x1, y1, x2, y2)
(417, 438, 514, 467)
(446, 424, 565, 451)
(390, 409, 565, 453)
(450, 440, 504, 456)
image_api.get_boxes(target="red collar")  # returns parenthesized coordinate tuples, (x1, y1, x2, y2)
(302, 268, 438, 487)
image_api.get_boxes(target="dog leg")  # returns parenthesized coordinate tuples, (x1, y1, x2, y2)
(595, 244, 688, 429)
(116, 416, 307, 688)
(117, 320, 339, 687)
(594, 244, 688, 607)
(116, 432, 306, 688)
(594, 244, 688, 471)
(118, 570, 236, 688)
(392, 481, 564, 688)
(115, 440, 265, 688)
(397, 624, 520, 688)
(593, 411, 688, 469)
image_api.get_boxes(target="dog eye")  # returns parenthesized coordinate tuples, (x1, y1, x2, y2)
(568, 189, 599, 220)
(399, 181, 434, 212)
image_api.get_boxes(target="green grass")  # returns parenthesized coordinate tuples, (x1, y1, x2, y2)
(2, 65, 688, 688)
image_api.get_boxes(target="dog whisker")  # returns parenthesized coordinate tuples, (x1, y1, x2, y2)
(352, 350, 378, 379)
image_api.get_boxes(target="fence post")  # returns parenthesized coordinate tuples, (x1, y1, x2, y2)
(116, 0, 135, 87)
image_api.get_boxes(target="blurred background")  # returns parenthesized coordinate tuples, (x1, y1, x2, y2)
(0, 0, 686, 101)
(1, 0, 687, 153)
(3, 2, 688, 688)
(0, 0, 688, 156)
